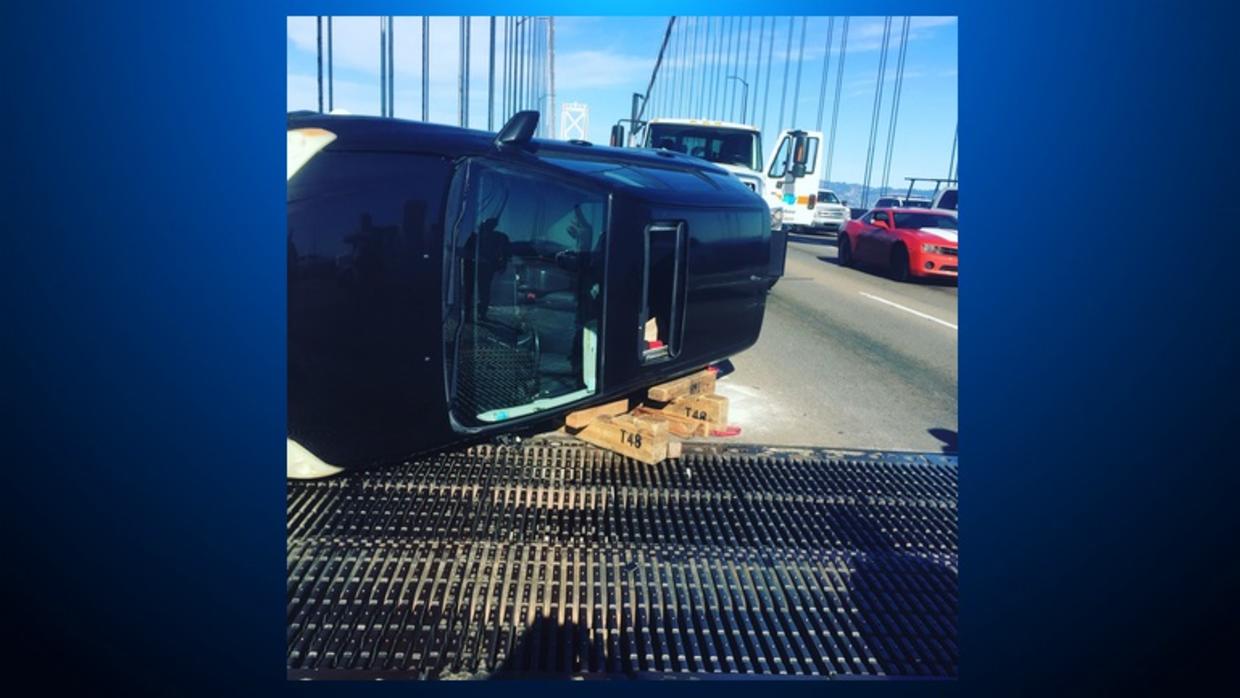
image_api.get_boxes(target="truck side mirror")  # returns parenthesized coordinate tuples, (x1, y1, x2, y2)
(610, 124, 625, 148)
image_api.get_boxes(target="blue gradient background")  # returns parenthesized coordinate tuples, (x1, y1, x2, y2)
(2, 0, 1237, 694)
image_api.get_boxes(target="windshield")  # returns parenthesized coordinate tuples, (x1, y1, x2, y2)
(817, 191, 841, 204)
(646, 124, 762, 171)
(893, 212, 958, 231)
(904, 199, 932, 209)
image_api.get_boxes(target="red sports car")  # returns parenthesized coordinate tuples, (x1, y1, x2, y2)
(838, 208, 958, 281)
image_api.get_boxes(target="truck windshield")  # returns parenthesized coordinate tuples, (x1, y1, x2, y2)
(818, 191, 841, 204)
(646, 124, 761, 171)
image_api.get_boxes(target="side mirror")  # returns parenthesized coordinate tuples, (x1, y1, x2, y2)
(609, 124, 625, 148)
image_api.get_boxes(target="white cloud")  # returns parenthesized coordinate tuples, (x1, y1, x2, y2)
(557, 50, 655, 90)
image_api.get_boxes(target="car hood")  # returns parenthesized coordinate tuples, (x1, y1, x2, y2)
(911, 227, 958, 244)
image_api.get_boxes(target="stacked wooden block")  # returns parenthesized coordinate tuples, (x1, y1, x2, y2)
(564, 368, 730, 464)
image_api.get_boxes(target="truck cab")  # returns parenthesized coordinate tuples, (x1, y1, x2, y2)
(641, 118, 766, 195)
(764, 128, 827, 232)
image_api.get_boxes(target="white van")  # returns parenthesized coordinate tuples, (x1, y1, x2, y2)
(764, 129, 827, 231)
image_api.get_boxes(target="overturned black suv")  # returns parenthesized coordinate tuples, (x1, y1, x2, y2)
(287, 111, 787, 473)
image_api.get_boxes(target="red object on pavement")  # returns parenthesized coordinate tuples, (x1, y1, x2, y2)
(710, 425, 742, 437)
(647, 340, 665, 349)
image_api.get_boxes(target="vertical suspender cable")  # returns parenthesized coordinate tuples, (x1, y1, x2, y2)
(712, 17, 725, 118)
(752, 17, 765, 126)
(671, 19, 682, 117)
(698, 17, 710, 116)
(488, 17, 496, 130)
(516, 17, 524, 111)
(721, 17, 734, 117)
(815, 17, 835, 132)
(688, 18, 700, 118)
(739, 17, 753, 123)
(458, 18, 466, 125)
(879, 17, 911, 195)
(824, 17, 848, 181)
(506, 17, 513, 118)
(697, 18, 710, 115)
(948, 125, 958, 179)
(760, 16, 776, 140)
(549, 17, 556, 138)
(860, 17, 893, 209)
(388, 17, 395, 117)
(316, 17, 324, 112)
(327, 17, 334, 111)
(380, 18, 385, 115)
(776, 16, 794, 133)
(421, 17, 429, 121)
(790, 16, 808, 129)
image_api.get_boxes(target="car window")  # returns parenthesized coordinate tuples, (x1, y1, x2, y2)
(447, 159, 606, 426)
(937, 189, 958, 210)
(872, 211, 889, 225)
(818, 191, 840, 204)
(893, 212, 958, 230)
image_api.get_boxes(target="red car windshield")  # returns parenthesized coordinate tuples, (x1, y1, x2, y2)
(894, 212, 957, 231)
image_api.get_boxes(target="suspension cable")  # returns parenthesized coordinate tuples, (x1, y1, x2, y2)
(776, 16, 794, 132)
(635, 17, 677, 126)
(815, 17, 835, 132)
(760, 16, 776, 140)
(860, 17, 893, 209)
(824, 18, 847, 180)
(879, 17, 911, 195)
(789, 16, 808, 129)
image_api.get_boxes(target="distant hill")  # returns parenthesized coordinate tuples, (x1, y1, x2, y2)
(819, 180, 946, 207)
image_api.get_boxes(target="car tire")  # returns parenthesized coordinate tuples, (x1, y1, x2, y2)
(890, 245, 911, 282)
(838, 234, 853, 266)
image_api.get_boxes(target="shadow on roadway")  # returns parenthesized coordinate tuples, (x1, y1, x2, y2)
(787, 232, 838, 247)
(815, 254, 959, 289)
(929, 428, 958, 453)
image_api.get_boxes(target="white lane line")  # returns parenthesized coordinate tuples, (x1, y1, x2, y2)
(858, 291, 958, 330)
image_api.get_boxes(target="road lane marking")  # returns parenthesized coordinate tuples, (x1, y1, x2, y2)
(858, 292, 958, 330)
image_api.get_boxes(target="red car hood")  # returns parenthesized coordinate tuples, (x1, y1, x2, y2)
(903, 227, 958, 246)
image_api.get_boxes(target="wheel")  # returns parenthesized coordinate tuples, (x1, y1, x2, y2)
(889, 245, 911, 282)
(838, 234, 853, 266)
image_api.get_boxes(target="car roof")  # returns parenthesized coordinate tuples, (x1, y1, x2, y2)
(877, 207, 957, 214)
(289, 112, 762, 207)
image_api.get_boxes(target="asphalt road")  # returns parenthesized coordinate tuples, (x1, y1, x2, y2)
(714, 232, 958, 453)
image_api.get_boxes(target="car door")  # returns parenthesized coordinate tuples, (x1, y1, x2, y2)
(855, 210, 889, 264)
(865, 209, 900, 266)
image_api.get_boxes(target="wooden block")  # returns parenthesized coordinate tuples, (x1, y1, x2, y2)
(647, 369, 716, 402)
(660, 393, 729, 425)
(564, 397, 631, 429)
(574, 414, 671, 465)
(631, 406, 708, 438)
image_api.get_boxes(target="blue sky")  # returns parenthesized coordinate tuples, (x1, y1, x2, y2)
(287, 16, 956, 186)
